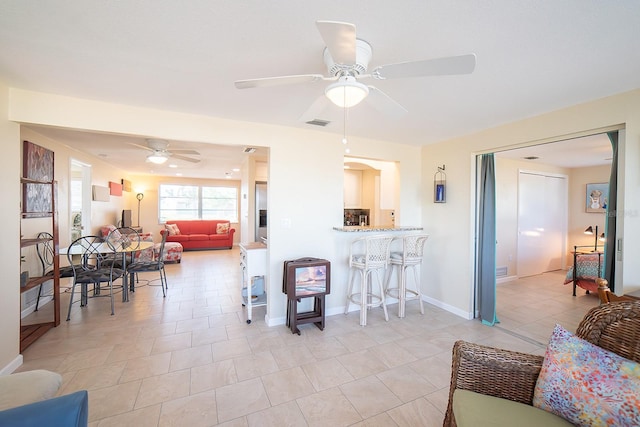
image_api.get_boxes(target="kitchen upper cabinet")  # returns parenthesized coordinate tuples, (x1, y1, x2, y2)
(344, 169, 362, 208)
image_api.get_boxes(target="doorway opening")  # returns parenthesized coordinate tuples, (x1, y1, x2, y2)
(69, 159, 91, 245)
(474, 131, 617, 327)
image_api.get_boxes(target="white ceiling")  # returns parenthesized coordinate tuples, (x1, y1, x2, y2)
(1, 1, 636, 177)
(495, 133, 613, 168)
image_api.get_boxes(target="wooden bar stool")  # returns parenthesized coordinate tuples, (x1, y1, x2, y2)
(344, 235, 394, 326)
(384, 234, 429, 317)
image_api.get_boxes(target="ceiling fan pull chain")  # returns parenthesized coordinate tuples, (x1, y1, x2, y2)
(342, 96, 348, 145)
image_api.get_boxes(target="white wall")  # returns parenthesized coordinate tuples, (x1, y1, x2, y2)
(0, 81, 21, 372)
(422, 90, 640, 317)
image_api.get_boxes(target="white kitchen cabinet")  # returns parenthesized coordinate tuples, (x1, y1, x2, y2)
(343, 169, 362, 208)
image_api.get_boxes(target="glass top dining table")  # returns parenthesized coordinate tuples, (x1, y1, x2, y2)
(60, 240, 154, 302)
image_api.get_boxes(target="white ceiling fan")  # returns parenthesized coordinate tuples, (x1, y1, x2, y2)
(130, 138, 201, 164)
(235, 20, 476, 119)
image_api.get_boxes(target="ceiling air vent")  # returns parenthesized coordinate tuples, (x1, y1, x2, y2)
(305, 119, 330, 127)
(243, 147, 256, 154)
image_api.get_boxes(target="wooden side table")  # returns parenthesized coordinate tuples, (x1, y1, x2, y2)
(283, 258, 330, 335)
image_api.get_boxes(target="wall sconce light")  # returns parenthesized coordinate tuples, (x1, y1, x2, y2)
(584, 225, 604, 252)
(136, 193, 144, 227)
(434, 165, 446, 203)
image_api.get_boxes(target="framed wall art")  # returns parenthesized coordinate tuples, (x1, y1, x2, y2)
(109, 181, 123, 196)
(585, 182, 608, 213)
(22, 141, 54, 217)
(121, 179, 132, 192)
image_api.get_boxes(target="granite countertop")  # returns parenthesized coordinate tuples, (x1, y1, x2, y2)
(333, 226, 424, 232)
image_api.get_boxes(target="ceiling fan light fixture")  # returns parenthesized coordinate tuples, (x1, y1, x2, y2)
(147, 152, 168, 164)
(325, 76, 369, 108)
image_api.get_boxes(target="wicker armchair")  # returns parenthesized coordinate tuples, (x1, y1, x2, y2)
(596, 277, 639, 304)
(443, 300, 640, 427)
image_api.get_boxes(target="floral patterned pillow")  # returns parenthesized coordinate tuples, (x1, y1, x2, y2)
(533, 324, 640, 426)
(216, 222, 230, 234)
(165, 224, 180, 236)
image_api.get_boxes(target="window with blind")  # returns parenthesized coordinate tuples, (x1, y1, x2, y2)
(158, 184, 238, 222)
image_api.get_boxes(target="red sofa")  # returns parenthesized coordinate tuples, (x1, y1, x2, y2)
(161, 220, 235, 250)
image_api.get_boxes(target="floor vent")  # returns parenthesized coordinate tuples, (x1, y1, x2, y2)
(305, 119, 330, 127)
(496, 266, 508, 277)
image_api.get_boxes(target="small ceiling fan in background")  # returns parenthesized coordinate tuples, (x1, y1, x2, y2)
(130, 138, 201, 164)
(234, 20, 476, 120)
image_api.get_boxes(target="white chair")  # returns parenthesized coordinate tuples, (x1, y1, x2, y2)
(384, 234, 429, 317)
(345, 235, 394, 326)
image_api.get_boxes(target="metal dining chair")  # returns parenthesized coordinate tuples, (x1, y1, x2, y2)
(125, 230, 168, 297)
(66, 235, 124, 320)
(103, 227, 141, 267)
(34, 232, 75, 311)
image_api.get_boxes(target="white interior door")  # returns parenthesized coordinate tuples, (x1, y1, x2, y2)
(517, 171, 567, 277)
(544, 175, 566, 271)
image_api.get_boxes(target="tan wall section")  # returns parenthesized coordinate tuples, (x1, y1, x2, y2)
(0, 81, 21, 372)
(422, 90, 640, 315)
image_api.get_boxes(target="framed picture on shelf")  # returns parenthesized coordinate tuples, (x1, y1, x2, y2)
(585, 182, 608, 213)
(22, 140, 54, 217)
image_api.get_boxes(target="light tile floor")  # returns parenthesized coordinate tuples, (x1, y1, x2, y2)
(19, 250, 600, 426)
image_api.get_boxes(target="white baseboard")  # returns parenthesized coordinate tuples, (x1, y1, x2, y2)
(0, 354, 23, 375)
(20, 296, 53, 319)
(266, 297, 474, 326)
(265, 314, 285, 327)
(421, 295, 474, 320)
(497, 275, 518, 284)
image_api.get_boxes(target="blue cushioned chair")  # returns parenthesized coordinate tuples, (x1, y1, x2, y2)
(0, 390, 88, 427)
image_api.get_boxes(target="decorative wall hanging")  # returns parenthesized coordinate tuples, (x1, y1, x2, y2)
(121, 179, 132, 192)
(22, 140, 54, 217)
(109, 181, 123, 196)
(434, 165, 446, 203)
(92, 185, 110, 202)
(585, 183, 608, 213)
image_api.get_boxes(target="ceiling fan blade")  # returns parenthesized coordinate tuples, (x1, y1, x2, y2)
(129, 142, 153, 152)
(365, 86, 408, 118)
(235, 74, 326, 89)
(171, 154, 200, 163)
(373, 54, 476, 79)
(316, 21, 356, 64)
(169, 149, 200, 155)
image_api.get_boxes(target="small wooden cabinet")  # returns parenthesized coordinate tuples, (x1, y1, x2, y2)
(20, 178, 60, 352)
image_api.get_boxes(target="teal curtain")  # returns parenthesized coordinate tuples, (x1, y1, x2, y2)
(478, 154, 498, 326)
(604, 131, 618, 291)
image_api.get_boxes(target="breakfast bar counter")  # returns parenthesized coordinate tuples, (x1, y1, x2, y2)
(333, 226, 423, 232)
(331, 225, 426, 323)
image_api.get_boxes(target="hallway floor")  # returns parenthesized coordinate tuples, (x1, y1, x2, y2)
(18, 250, 599, 426)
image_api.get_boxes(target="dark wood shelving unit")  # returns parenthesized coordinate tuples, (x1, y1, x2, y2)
(20, 177, 60, 352)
